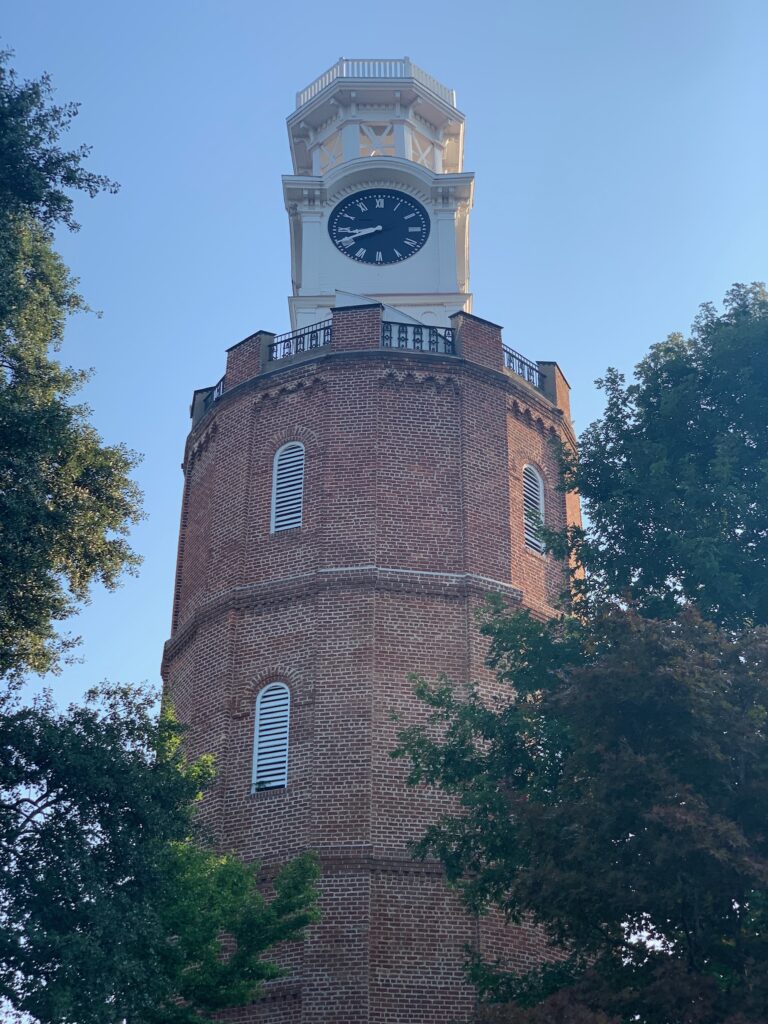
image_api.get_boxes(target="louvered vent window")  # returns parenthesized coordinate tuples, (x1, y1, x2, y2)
(523, 465, 546, 553)
(252, 683, 290, 791)
(271, 442, 305, 532)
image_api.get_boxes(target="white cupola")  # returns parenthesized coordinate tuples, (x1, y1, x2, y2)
(287, 58, 465, 177)
(282, 59, 474, 330)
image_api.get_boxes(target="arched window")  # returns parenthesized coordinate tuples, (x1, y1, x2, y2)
(252, 683, 290, 791)
(271, 442, 305, 532)
(523, 464, 545, 553)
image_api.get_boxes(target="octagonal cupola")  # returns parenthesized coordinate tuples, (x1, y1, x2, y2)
(287, 58, 465, 177)
(283, 59, 474, 331)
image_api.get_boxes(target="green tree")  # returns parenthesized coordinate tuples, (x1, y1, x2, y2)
(395, 288, 768, 1021)
(396, 604, 768, 1023)
(0, 221, 143, 681)
(0, 49, 139, 683)
(0, 52, 320, 1022)
(0, 685, 320, 1024)
(564, 283, 768, 630)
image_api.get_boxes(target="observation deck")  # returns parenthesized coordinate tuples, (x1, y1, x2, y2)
(190, 305, 570, 434)
(287, 57, 464, 178)
(295, 58, 456, 109)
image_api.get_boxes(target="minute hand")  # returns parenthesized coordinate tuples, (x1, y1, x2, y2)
(343, 225, 383, 239)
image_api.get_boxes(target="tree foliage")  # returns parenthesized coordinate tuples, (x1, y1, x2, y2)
(0, 47, 116, 326)
(564, 283, 768, 630)
(0, 685, 320, 1024)
(0, 49, 139, 683)
(396, 604, 768, 1022)
(0, 51, 320, 1023)
(0, 219, 143, 680)
(0, 49, 116, 231)
(396, 287, 768, 1021)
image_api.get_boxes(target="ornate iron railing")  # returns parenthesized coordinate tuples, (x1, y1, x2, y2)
(381, 321, 456, 355)
(503, 345, 544, 390)
(296, 59, 455, 108)
(202, 375, 225, 413)
(268, 320, 332, 363)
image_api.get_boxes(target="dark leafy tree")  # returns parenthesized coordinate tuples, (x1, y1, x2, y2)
(0, 685, 320, 1024)
(0, 48, 116, 230)
(396, 603, 768, 1023)
(0, 220, 143, 680)
(0, 50, 138, 683)
(0, 51, 319, 1023)
(563, 283, 768, 630)
(396, 286, 768, 1021)
(0, 47, 116, 326)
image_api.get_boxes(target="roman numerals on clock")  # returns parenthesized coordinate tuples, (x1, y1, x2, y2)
(328, 188, 430, 265)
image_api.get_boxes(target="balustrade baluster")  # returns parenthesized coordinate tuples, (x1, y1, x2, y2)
(268, 319, 333, 364)
(502, 344, 543, 390)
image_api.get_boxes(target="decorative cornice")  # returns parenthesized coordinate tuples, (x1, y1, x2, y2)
(162, 566, 522, 668)
(377, 368, 459, 391)
(186, 420, 219, 470)
(187, 347, 567, 443)
(253, 847, 447, 883)
(252, 373, 327, 410)
(507, 397, 559, 439)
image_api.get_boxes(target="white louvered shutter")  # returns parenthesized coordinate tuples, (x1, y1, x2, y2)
(271, 443, 305, 531)
(252, 683, 290, 790)
(523, 465, 545, 553)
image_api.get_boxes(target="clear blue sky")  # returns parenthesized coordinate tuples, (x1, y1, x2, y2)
(4, 0, 766, 704)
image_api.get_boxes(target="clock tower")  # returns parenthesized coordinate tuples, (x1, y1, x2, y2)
(284, 58, 473, 328)
(163, 58, 581, 1024)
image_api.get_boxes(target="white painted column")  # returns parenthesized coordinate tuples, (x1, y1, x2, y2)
(434, 207, 459, 294)
(298, 211, 325, 294)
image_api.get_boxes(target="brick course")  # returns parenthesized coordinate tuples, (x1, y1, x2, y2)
(162, 305, 580, 1023)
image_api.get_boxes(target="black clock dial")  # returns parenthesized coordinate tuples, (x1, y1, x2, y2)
(328, 188, 430, 265)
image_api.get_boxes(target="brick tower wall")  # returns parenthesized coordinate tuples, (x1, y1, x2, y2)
(162, 305, 579, 1024)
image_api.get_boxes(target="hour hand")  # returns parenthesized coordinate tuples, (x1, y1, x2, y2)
(337, 225, 383, 239)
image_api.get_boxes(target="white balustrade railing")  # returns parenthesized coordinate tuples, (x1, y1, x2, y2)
(296, 59, 455, 108)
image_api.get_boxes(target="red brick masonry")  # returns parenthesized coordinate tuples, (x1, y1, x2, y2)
(162, 304, 580, 1023)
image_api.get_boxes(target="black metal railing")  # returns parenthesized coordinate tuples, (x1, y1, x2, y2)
(202, 375, 225, 413)
(268, 320, 332, 363)
(381, 321, 456, 355)
(503, 345, 544, 390)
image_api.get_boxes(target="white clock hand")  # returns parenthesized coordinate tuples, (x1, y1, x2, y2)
(337, 225, 383, 239)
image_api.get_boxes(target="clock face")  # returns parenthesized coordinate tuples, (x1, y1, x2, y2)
(328, 188, 430, 265)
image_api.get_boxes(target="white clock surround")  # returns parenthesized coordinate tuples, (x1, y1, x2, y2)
(283, 59, 474, 330)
